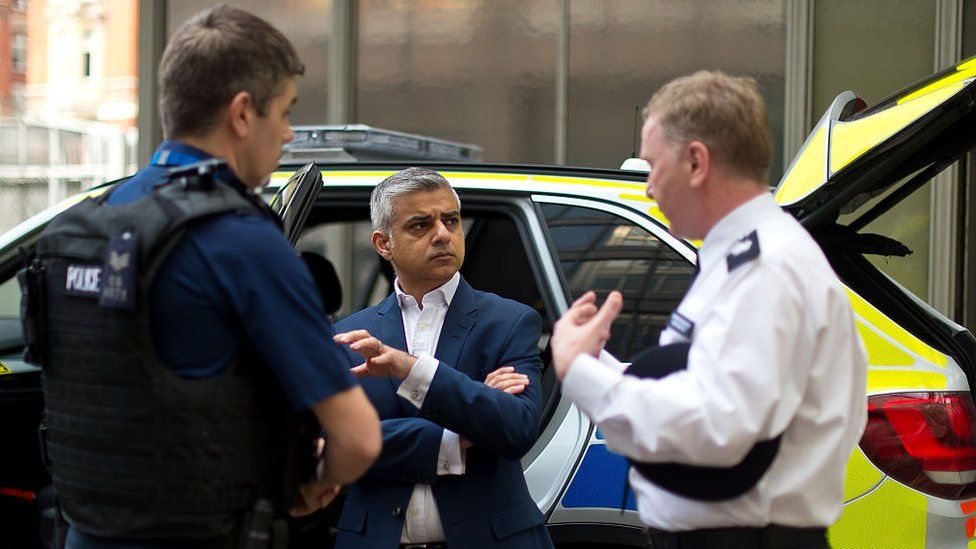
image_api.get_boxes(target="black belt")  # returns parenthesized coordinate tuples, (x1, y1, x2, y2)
(399, 544, 447, 549)
(647, 524, 827, 549)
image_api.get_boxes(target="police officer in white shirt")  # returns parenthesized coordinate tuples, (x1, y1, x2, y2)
(551, 71, 867, 549)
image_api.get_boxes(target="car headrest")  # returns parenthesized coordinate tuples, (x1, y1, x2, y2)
(301, 251, 343, 315)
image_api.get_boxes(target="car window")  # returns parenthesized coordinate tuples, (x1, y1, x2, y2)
(835, 165, 932, 301)
(0, 275, 20, 319)
(298, 199, 551, 327)
(460, 210, 548, 324)
(539, 203, 696, 361)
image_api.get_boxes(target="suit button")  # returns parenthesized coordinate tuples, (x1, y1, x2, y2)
(393, 506, 403, 518)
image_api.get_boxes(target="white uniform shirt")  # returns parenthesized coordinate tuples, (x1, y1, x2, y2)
(392, 272, 466, 543)
(562, 192, 867, 530)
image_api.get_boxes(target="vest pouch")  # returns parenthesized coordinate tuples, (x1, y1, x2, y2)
(18, 257, 47, 366)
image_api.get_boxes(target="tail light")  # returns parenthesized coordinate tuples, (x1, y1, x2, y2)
(860, 392, 976, 499)
(0, 487, 36, 502)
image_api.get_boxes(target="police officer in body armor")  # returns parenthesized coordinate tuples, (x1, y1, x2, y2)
(550, 72, 867, 548)
(20, 5, 381, 548)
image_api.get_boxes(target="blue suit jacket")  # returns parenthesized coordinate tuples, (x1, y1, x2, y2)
(334, 277, 553, 549)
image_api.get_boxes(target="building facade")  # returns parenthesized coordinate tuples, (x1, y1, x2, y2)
(0, 0, 137, 233)
(0, 0, 27, 118)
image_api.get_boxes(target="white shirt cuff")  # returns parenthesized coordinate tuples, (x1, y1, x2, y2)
(561, 353, 626, 418)
(397, 354, 439, 409)
(598, 349, 629, 373)
(437, 429, 466, 476)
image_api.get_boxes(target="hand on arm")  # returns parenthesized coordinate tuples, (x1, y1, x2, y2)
(484, 366, 530, 395)
(458, 365, 531, 450)
(419, 308, 545, 459)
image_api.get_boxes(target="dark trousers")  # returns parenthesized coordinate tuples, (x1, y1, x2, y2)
(646, 525, 829, 549)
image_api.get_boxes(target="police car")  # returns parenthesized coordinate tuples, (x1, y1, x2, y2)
(2, 58, 976, 547)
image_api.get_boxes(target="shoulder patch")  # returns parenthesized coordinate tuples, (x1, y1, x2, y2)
(726, 230, 760, 272)
(667, 311, 695, 340)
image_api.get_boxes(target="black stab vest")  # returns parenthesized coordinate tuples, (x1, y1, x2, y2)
(21, 175, 300, 539)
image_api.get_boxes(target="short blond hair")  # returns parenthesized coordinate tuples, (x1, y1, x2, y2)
(645, 71, 771, 182)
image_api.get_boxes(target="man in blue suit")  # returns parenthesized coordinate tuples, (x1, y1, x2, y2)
(332, 167, 554, 549)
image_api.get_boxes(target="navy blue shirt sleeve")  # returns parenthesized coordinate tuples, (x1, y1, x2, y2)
(151, 212, 356, 411)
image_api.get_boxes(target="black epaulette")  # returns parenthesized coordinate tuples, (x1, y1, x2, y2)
(726, 230, 760, 272)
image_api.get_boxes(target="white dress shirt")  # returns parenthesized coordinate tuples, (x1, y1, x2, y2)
(392, 271, 465, 543)
(562, 192, 867, 531)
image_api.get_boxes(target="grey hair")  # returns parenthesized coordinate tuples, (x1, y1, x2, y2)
(370, 167, 461, 234)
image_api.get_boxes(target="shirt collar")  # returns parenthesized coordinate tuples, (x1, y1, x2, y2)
(153, 141, 213, 165)
(152, 141, 249, 194)
(698, 191, 779, 272)
(394, 271, 461, 308)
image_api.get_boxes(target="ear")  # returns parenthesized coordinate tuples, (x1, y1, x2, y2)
(372, 230, 393, 261)
(226, 91, 255, 139)
(686, 141, 711, 189)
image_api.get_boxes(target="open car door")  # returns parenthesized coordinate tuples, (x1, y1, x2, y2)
(776, 56, 976, 514)
(775, 57, 976, 227)
(268, 162, 323, 245)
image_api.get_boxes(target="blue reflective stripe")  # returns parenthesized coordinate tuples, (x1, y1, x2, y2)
(561, 444, 636, 510)
(151, 149, 205, 167)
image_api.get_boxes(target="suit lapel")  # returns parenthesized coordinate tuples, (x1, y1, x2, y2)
(434, 277, 478, 376)
(375, 294, 411, 413)
(375, 294, 408, 351)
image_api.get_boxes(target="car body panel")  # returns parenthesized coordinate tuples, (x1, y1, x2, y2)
(775, 56, 976, 214)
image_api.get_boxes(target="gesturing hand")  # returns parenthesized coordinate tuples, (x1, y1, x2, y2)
(334, 329, 417, 379)
(484, 366, 529, 395)
(551, 291, 623, 381)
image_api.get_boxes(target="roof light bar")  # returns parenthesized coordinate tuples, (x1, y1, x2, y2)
(283, 124, 483, 163)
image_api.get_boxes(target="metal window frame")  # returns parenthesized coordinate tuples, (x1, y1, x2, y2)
(784, 0, 814, 170)
(931, 0, 964, 320)
(137, 0, 166, 166)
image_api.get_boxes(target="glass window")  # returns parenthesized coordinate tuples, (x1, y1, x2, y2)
(82, 31, 92, 78)
(11, 33, 26, 74)
(357, 0, 557, 163)
(296, 217, 380, 320)
(0, 126, 19, 164)
(298, 201, 546, 323)
(540, 203, 695, 360)
(167, 0, 332, 126)
(60, 131, 83, 164)
(26, 127, 47, 164)
(566, 1, 787, 178)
